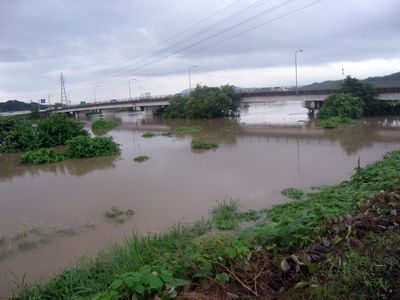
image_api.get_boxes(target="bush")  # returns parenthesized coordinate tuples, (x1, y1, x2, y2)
(92, 119, 118, 130)
(191, 139, 218, 149)
(317, 93, 364, 120)
(66, 135, 120, 158)
(21, 148, 65, 165)
(37, 114, 88, 148)
(163, 85, 240, 119)
(0, 120, 41, 152)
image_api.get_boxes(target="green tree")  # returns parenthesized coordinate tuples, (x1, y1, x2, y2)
(163, 85, 240, 119)
(317, 93, 364, 120)
(340, 76, 381, 116)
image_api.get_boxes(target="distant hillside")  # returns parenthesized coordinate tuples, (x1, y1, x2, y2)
(0, 100, 32, 112)
(301, 71, 400, 91)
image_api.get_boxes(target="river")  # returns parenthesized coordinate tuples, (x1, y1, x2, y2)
(1, 101, 400, 297)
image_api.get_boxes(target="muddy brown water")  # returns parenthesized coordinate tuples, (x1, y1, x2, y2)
(1, 101, 400, 297)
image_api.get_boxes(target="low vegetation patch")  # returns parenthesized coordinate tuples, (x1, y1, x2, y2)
(134, 155, 150, 163)
(142, 131, 156, 138)
(191, 139, 218, 149)
(92, 119, 118, 131)
(66, 135, 120, 158)
(21, 148, 65, 165)
(317, 116, 355, 129)
(14, 150, 400, 299)
(170, 125, 202, 134)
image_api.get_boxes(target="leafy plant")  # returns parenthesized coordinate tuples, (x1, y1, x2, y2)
(142, 131, 156, 138)
(317, 93, 364, 120)
(21, 148, 65, 165)
(281, 188, 306, 200)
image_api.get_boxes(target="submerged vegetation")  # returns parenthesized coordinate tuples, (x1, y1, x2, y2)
(103, 207, 134, 223)
(92, 119, 118, 131)
(14, 149, 400, 299)
(66, 136, 120, 159)
(162, 85, 240, 119)
(191, 139, 218, 149)
(21, 148, 65, 165)
(134, 155, 150, 163)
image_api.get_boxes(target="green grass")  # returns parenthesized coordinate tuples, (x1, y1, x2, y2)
(92, 119, 118, 130)
(191, 139, 218, 149)
(134, 155, 150, 163)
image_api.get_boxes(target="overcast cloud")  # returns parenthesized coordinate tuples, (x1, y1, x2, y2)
(0, 0, 399, 103)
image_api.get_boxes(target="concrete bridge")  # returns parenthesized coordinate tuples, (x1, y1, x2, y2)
(51, 87, 400, 116)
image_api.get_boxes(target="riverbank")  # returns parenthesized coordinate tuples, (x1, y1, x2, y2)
(14, 149, 400, 299)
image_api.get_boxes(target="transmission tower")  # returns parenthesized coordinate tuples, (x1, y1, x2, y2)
(60, 72, 69, 106)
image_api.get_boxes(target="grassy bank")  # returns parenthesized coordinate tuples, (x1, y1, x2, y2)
(14, 150, 400, 299)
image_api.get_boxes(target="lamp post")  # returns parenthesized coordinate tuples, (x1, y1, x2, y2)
(188, 65, 197, 94)
(48, 94, 53, 106)
(295, 49, 303, 95)
(68, 90, 73, 106)
(94, 85, 101, 102)
(129, 78, 135, 100)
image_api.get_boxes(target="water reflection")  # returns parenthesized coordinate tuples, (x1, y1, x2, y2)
(0, 154, 118, 182)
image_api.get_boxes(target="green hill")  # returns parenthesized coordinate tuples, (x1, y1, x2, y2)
(301, 71, 400, 90)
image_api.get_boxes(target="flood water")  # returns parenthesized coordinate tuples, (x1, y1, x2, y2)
(1, 101, 400, 297)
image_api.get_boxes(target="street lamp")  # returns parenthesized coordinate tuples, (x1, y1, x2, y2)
(188, 65, 197, 94)
(48, 94, 53, 106)
(295, 49, 303, 95)
(129, 78, 135, 100)
(68, 90, 73, 106)
(94, 85, 101, 102)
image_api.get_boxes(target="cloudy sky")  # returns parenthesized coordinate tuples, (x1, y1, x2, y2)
(0, 0, 399, 104)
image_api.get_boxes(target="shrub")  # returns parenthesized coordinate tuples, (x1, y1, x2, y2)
(318, 117, 354, 129)
(317, 93, 364, 120)
(142, 132, 156, 138)
(21, 148, 65, 165)
(191, 139, 218, 149)
(92, 119, 118, 130)
(0, 120, 41, 152)
(66, 135, 120, 158)
(37, 114, 88, 148)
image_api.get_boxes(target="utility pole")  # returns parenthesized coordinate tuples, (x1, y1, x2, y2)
(60, 73, 68, 106)
(48, 94, 53, 106)
(295, 50, 303, 95)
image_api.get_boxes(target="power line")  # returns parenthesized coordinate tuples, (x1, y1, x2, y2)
(74, 0, 244, 82)
(103, 0, 273, 76)
(110, 0, 297, 75)
(134, 0, 323, 76)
